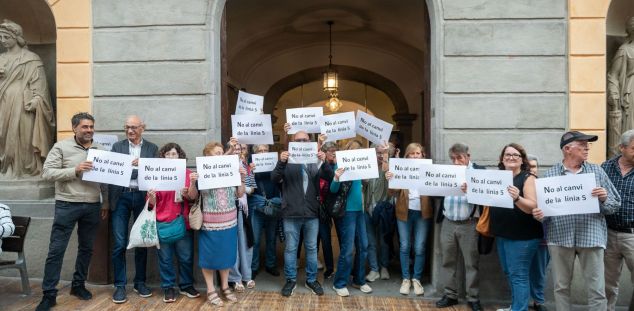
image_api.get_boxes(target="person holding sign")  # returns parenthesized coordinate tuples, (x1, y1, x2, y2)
(36, 113, 109, 311)
(385, 143, 432, 297)
(317, 141, 338, 279)
(532, 131, 620, 311)
(146, 143, 200, 303)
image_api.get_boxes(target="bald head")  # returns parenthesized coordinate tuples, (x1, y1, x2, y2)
(124, 115, 145, 144)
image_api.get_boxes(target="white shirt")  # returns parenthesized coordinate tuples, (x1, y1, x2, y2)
(128, 139, 143, 188)
(408, 189, 421, 211)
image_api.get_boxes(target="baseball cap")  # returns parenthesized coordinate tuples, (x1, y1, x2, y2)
(559, 131, 598, 149)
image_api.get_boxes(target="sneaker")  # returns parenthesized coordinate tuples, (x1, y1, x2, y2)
(380, 267, 390, 280)
(179, 286, 201, 298)
(412, 279, 424, 296)
(134, 283, 152, 298)
(352, 283, 372, 293)
(496, 307, 511, 311)
(366, 270, 380, 282)
(265, 266, 280, 276)
(281, 279, 296, 297)
(324, 269, 335, 279)
(70, 285, 93, 300)
(305, 280, 324, 296)
(399, 279, 411, 295)
(35, 295, 56, 311)
(436, 295, 459, 308)
(332, 285, 350, 297)
(317, 259, 324, 270)
(163, 288, 176, 303)
(112, 286, 127, 304)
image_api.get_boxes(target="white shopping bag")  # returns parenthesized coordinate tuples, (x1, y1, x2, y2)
(127, 200, 160, 249)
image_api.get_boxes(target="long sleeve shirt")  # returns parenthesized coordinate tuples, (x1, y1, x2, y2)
(601, 156, 634, 230)
(0, 203, 15, 256)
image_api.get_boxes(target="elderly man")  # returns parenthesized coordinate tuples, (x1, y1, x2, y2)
(602, 129, 634, 311)
(36, 113, 108, 311)
(533, 131, 620, 310)
(271, 125, 330, 297)
(109, 115, 158, 304)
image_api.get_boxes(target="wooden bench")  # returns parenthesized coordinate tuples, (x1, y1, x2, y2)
(0, 216, 31, 295)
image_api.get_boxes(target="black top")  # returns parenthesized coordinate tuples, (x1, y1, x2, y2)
(489, 170, 543, 240)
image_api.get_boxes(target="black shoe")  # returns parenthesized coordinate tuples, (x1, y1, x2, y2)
(305, 280, 324, 296)
(163, 288, 176, 303)
(70, 285, 92, 300)
(468, 300, 482, 311)
(252, 270, 259, 280)
(35, 295, 56, 311)
(265, 266, 280, 276)
(179, 286, 201, 298)
(533, 303, 548, 311)
(436, 295, 459, 308)
(112, 286, 127, 304)
(134, 283, 152, 298)
(324, 269, 335, 279)
(281, 279, 296, 297)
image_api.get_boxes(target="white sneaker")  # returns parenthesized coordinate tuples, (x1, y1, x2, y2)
(317, 260, 324, 270)
(332, 286, 349, 297)
(358, 284, 372, 294)
(366, 270, 380, 282)
(399, 279, 411, 295)
(412, 279, 424, 296)
(495, 307, 511, 311)
(380, 267, 390, 280)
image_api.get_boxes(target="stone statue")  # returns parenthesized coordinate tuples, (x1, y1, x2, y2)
(0, 20, 55, 178)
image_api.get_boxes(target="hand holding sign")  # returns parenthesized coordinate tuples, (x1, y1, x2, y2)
(535, 173, 599, 216)
(82, 149, 134, 187)
(288, 142, 319, 164)
(196, 155, 242, 190)
(335, 148, 379, 181)
(465, 169, 514, 208)
(231, 114, 274, 145)
(138, 158, 187, 191)
(251, 152, 278, 172)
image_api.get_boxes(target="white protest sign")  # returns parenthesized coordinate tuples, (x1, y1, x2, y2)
(235, 90, 263, 115)
(388, 158, 433, 190)
(82, 149, 134, 187)
(418, 164, 466, 196)
(536, 173, 599, 217)
(355, 110, 393, 146)
(466, 169, 514, 208)
(320, 112, 356, 142)
(92, 134, 119, 151)
(251, 152, 278, 173)
(196, 155, 242, 190)
(336, 148, 379, 181)
(231, 114, 274, 145)
(138, 158, 187, 191)
(286, 107, 323, 134)
(288, 142, 319, 164)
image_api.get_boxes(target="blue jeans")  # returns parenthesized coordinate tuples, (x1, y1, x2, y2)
(365, 211, 390, 272)
(396, 210, 430, 280)
(156, 230, 194, 289)
(334, 211, 368, 289)
(251, 209, 278, 271)
(497, 237, 541, 311)
(283, 217, 319, 283)
(111, 191, 148, 287)
(529, 244, 550, 305)
(230, 210, 253, 282)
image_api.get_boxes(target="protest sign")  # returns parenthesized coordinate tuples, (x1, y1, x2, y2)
(355, 110, 393, 146)
(536, 173, 599, 217)
(82, 149, 134, 187)
(92, 134, 119, 151)
(288, 142, 319, 164)
(286, 107, 323, 134)
(388, 158, 433, 190)
(231, 114, 274, 145)
(251, 152, 278, 173)
(138, 158, 187, 191)
(235, 90, 263, 115)
(465, 169, 514, 208)
(418, 164, 466, 196)
(196, 155, 242, 190)
(336, 148, 379, 181)
(320, 112, 356, 142)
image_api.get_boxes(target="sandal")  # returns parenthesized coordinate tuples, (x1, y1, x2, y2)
(207, 291, 223, 307)
(246, 280, 255, 289)
(234, 282, 245, 293)
(222, 287, 238, 303)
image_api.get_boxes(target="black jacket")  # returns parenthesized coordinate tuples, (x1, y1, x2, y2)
(107, 139, 158, 210)
(271, 160, 333, 219)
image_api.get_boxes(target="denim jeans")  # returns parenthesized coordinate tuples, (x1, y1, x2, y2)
(156, 230, 194, 289)
(396, 210, 430, 280)
(529, 244, 550, 305)
(283, 217, 319, 283)
(42, 201, 101, 296)
(111, 191, 148, 287)
(497, 237, 540, 311)
(318, 218, 335, 271)
(365, 211, 390, 272)
(229, 211, 253, 282)
(251, 209, 278, 271)
(334, 211, 368, 289)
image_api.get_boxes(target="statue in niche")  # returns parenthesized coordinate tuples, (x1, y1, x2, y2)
(0, 20, 55, 178)
(607, 17, 634, 157)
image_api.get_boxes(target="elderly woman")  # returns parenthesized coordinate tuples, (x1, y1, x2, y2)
(190, 142, 246, 307)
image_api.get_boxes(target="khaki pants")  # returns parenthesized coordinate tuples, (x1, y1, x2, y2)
(439, 219, 480, 302)
(549, 245, 606, 311)
(605, 229, 634, 311)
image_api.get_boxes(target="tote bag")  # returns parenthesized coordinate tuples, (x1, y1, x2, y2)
(127, 200, 160, 249)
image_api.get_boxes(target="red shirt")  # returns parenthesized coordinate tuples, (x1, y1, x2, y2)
(149, 168, 192, 229)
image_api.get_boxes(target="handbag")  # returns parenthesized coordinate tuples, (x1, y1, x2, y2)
(329, 181, 352, 219)
(157, 201, 186, 244)
(127, 200, 160, 249)
(188, 193, 203, 230)
(476, 205, 495, 255)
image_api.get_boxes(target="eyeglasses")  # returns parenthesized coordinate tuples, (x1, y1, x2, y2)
(294, 139, 310, 142)
(124, 125, 142, 131)
(504, 153, 522, 159)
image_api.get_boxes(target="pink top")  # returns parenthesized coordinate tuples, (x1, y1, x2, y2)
(149, 168, 192, 230)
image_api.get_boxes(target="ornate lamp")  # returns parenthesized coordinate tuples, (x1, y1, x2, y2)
(323, 21, 338, 95)
(326, 92, 342, 112)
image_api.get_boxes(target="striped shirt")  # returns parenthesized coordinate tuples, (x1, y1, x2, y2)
(443, 163, 478, 221)
(0, 203, 15, 256)
(201, 187, 237, 231)
(601, 156, 634, 230)
(543, 161, 621, 248)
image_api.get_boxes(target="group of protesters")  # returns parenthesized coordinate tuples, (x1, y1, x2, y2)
(29, 111, 634, 311)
